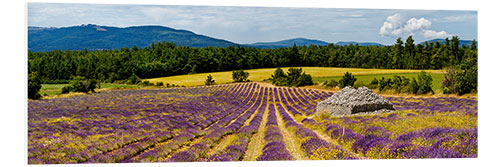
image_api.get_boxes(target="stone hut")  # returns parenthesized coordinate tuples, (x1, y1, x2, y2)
(316, 86, 395, 116)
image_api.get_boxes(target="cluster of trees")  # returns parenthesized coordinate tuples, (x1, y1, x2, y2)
(376, 72, 434, 94)
(323, 71, 435, 94)
(232, 70, 250, 82)
(28, 36, 477, 84)
(61, 76, 98, 94)
(269, 67, 313, 87)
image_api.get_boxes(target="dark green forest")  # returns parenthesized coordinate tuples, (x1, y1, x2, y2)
(28, 36, 477, 83)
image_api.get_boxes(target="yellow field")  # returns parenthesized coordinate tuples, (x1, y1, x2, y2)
(145, 67, 444, 86)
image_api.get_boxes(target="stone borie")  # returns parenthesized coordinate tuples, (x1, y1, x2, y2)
(316, 86, 395, 117)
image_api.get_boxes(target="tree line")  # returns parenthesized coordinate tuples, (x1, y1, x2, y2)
(28, 36, 477, 83)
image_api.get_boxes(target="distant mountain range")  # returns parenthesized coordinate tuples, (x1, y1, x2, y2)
(245, 38, 330, 49)
(335, 41, 384, 46)
(28, 24, 237, 52)
(420, 39, 477, 47)
(27, 24, 476, 52)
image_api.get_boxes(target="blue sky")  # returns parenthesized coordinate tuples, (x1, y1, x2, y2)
(28, 3, 477, 45)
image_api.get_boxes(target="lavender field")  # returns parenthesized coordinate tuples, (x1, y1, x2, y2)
(27, 83, 477, 164)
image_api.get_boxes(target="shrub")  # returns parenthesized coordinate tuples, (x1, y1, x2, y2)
(391, 75, 410, 93)
(69, 76, 87, 92)
(378, 77, 389, 92)
(370, 78, 379, 85)
(232, 70, 250, 82)
(339, 72, 357, 88)
(155, 82, 164, 87)
(61, 76, 98, 94)
(296, 73, 313, 87)
(205, 74, 215, 85)
(324, 80, 339, 88)
(443, 87, 452, 94)
(28, 72, 42, 99)
(61, 85, 71, 94)
(442, 63, 477, 96)
(416, 71, 433, 94)
(86, 79, 98, 93)
(442, 67, 457, 94)
(127, 73, 141, 84)
(140, 80, 153, 86)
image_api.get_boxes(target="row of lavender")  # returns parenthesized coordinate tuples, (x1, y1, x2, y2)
(102, 83, 263, 163)
(165, 86, 266, 162)
(28, 83, 262, 164)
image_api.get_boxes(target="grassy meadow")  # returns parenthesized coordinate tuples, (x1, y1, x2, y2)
(40, 83, 141, 96)
(313, 72, 445, 93)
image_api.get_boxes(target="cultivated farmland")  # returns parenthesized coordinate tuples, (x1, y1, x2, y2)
(145, 67, 443, 87)
(28, 82, 477, 164)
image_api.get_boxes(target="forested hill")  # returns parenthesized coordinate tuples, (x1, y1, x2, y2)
(28, 24, 238, 52)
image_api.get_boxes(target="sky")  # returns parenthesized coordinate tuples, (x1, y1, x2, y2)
(27, 3, 477, 45)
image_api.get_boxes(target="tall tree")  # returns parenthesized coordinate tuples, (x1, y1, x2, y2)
(451, 36, 461, 62)
(405, 36, 415, 69)
(392, 37, 404, 69)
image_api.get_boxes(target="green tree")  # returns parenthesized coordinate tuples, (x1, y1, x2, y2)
(28, 72, 42, 99)
(451, 36, 460, 62)
(287, 67, 303, 86)
(68, 76, 87, 92)
(270, 67, 287, 86)
(405, 36, 415, 68)
(392, 37, 404, 69)
(296, 73, 313, 87)
(339, 72, 357, 88)
(205, 74, 215, 85)
(416, 71, 433, 94)
(455, 55, 477, 95)
(232, 70, 250, 82)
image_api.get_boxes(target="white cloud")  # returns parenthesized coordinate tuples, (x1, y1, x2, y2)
(422, 30, 453, 38)
(379, 13, 450, 39)
(379, 14, 404, 36)
(403, 17, 431, 34)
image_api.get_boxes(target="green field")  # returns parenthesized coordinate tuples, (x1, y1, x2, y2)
(314, 72, 445, 92)
(145, 67, 444, 87)
(40, 83, 141, 96)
